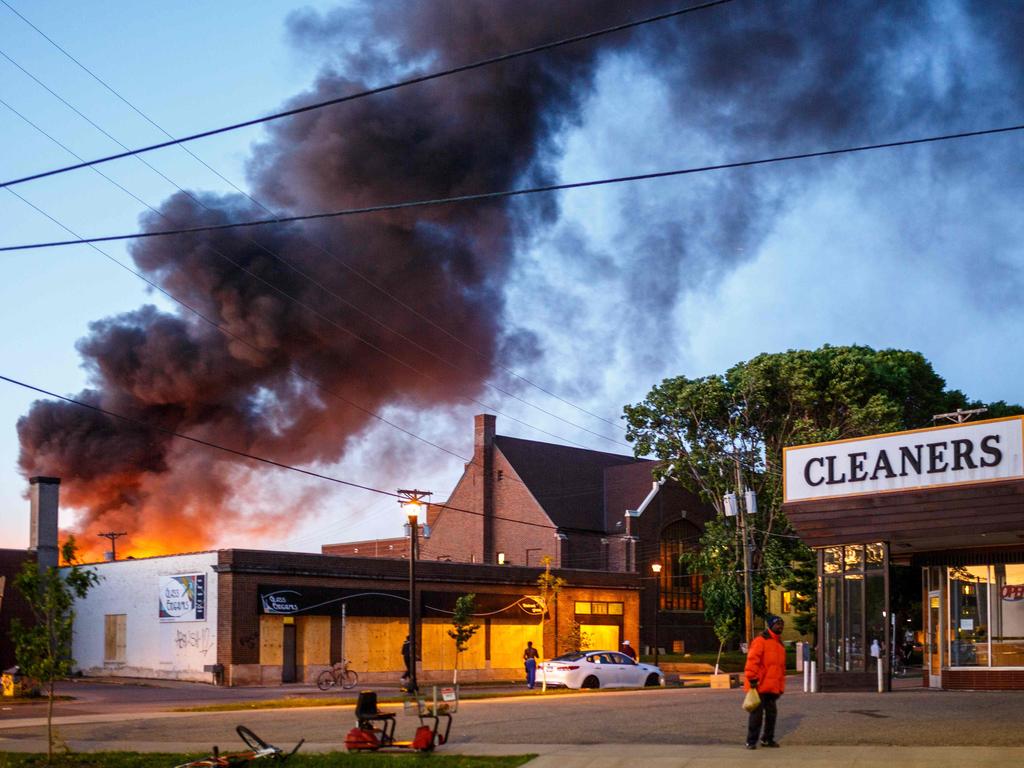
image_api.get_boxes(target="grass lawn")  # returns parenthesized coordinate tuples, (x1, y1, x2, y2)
(0, 752, 534, 767)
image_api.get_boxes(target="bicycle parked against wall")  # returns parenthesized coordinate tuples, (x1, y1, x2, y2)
(173, 725, 303, 767)
(317, 659, 359, 690)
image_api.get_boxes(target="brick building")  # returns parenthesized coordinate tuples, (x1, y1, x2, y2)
(70, 547, 638, 686)
(0, 477, 61, 671)
(326, 415, 718, 653)
(0, 549, 34, 670)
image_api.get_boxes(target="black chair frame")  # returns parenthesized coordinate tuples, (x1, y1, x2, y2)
(354, 690, 396, 745)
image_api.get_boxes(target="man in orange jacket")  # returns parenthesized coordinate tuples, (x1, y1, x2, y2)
(744, 615, 787, 749)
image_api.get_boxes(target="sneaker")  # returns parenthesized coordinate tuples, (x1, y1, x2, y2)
(745, 743, 757, 750)
(760, 740, 780, 748)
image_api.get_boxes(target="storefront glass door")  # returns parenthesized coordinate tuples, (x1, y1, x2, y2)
(927, 590, 941, 688)
(819, 543, 889, 689)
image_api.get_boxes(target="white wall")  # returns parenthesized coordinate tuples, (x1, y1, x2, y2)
(71, 552, 219, 682)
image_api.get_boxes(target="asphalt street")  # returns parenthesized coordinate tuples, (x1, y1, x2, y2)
(1, 678, 1023, 753)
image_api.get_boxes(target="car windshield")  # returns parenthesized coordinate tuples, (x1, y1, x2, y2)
(549, 652, 586, 662)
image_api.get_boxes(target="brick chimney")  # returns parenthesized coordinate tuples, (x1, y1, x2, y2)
(29, 476, 60, 571)
(475, 414, 496, 563)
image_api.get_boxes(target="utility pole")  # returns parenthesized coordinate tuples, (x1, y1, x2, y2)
(932, 407, 987, 424)
(725, 459, 755, 644)
(97, 531, 127, 561)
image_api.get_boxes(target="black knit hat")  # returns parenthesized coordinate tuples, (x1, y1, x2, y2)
(766, 614, 783, 629)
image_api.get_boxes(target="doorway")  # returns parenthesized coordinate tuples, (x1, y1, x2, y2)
(282, 623, 297, 683)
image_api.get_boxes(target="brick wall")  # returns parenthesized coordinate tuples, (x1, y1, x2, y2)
(944, 669, 1024, 690)
(0, 550, 34, 670)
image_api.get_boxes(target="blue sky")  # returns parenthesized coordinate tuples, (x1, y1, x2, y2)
(1, 1, 1021, 555)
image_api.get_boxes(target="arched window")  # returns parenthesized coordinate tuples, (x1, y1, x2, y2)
(658, 519, 704, 611)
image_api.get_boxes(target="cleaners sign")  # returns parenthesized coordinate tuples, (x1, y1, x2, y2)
(784, 416, 1024, 503)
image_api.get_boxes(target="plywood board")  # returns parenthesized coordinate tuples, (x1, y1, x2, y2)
(581, 624, 619, 651)
(259, 615, 283, 665)
(490, 619, 543, 667)
(297, 615, 331, 667)
(344, 616, 407, 672)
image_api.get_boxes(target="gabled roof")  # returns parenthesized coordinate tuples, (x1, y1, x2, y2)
(494, 435, 653, 532)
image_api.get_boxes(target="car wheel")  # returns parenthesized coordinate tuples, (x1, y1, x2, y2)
(581, 675, 600, 689)
(645, 673, 661, 687)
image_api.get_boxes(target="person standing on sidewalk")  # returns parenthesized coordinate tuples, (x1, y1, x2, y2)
(620, 639, 637, 661)
(523, 641, 540, 688)
(743, 615, 787, 749)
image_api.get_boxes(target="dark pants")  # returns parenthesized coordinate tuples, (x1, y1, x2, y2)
(525, 658, 537, 688)
(746, 692, 780, 745)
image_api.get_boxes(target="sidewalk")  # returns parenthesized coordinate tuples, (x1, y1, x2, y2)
(457, 743, 1024, 767)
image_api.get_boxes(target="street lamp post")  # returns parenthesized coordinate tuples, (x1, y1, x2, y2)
(651, 562, 663, 667)
(398, 489, 429, 693)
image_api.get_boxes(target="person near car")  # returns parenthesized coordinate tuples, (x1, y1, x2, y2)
(744, 615, 787, 749)
(620, 639, 637, 661)
(523, 641, 540, 688)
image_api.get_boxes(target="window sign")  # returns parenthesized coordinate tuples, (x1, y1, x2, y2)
(159, 574, 206, 622)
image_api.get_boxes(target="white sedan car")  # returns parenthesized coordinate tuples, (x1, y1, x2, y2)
(541, 650, 665, 689)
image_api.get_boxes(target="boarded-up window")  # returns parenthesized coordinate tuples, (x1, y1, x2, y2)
(104, 614, 126, 662)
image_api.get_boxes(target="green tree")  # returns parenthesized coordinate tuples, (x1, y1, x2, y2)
(447, 593, 480, 686)
(781, 546, 817, 639)
(11, 538, 99, 764)
(625, 345, 1021, 646)
(563, 620, 591, 653)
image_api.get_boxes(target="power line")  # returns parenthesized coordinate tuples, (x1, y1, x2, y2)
(0, 0, 734, 190)
(6, 122, 1021, 253)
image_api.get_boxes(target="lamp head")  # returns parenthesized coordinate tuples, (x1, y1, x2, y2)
(651, 562, 663, 574)
(401, 496, 422, 523)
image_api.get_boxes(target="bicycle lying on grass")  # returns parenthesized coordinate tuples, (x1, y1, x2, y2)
(173, 725, 304, 767)
(317, 659, 358, 690)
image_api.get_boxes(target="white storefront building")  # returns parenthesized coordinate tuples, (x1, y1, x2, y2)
(72, 551, 219, 682)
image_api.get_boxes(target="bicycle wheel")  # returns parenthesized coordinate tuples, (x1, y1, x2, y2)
(236, 725, 270, 751)
(316, 670, 336, 691)
(342, 669, 359, 690)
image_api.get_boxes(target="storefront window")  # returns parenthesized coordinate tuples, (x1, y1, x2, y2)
(992, 564, 1024, 667)
(948, 566, 989, 667)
